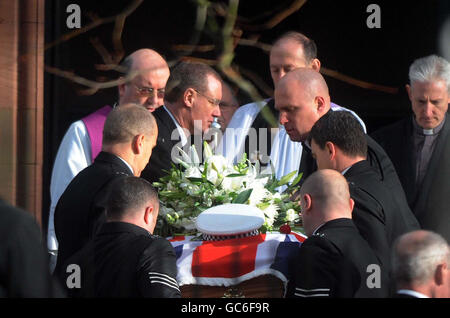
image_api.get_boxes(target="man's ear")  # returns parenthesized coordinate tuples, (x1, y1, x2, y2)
(303, 193, 312, 211)
(183, 88, 195, 108)
(143, 205, 153, 225)
(133, 134, 146, 154)
(349, 198, 355, 214)
(435, 262, 447, 286)
(315, 96, 326, 113)
(325, 141, 336, 160)
(310, 58, 321, 72)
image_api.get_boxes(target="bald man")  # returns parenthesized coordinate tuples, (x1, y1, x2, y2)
(48, 49, 169, 271)
(218, 31, 366, 181)
(286, 170, 389, 298)
(276, 68, 414, 229)
(393, 230, 450, 298)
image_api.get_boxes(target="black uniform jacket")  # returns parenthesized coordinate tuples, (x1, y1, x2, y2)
(286, 218, 389, 298)
(60, 222, 181, 298)
(0, 199, 65, 297)
(371, 114, 450, 242)
(345, 160, 420, 269)
(54, 151, 132, 276)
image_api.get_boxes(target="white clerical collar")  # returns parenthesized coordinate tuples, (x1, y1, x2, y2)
(116, 155, 134, 175)
(163, 105, 188, 146)
(412, 114, 446, 136)
(397, 289, 429, 298)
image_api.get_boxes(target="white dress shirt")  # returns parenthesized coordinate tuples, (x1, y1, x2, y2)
(48, 120, 92, 254)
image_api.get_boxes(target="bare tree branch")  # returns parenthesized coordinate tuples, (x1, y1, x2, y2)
(237, 0, 308, 31)
(44, 0, 398, 101)
(320, 68, 399, 94)
(44, 0, 144, 52)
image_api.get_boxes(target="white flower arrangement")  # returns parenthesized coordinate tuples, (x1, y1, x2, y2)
(153, 141, 302, 237)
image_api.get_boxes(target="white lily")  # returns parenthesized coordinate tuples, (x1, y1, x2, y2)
(189, 144, 201, 166)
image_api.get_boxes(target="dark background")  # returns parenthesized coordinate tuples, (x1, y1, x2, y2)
(44, 0, 449, 233)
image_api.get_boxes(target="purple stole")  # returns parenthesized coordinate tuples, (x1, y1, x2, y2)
(81, 105, 113, 162)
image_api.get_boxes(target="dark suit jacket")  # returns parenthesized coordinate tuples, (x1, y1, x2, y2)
(286, 218, 389, 298)
(0, 199, 64, 297)
(54, 151, 132, 276)
(372, 114, 450, 242)
(141, 107, 181, 184)
(300, 132, 416, 226)
(60, 222, 181, 298)
(345, 160, 420, 271)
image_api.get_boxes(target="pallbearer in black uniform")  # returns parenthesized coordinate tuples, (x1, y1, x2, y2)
(286, 170, 389, 298)
(0, 199, 64, 297)
(60, 177, 181, 298)
(309, 111, 420, 277)
(54, 104, 158, 277)
(372, 55, 450, 242)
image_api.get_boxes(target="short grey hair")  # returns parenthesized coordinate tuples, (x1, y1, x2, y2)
(409, 55, 450, 93)
(392, 230, 450, 286)
(103, 103, 157, 145)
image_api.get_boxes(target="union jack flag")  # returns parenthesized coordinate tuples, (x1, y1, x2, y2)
(170, 232, 306, 287)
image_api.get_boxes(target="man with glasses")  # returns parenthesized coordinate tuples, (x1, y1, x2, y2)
(48, 49, 169, 271)
(140, 61, 223, 184)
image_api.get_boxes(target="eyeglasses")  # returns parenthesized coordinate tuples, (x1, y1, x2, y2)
(134, 85, 165, 98)
(194, 89, 221, 106)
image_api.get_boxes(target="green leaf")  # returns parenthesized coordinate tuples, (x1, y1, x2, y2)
(278, 170, 297, 186)
(187, 177, 204, 183)
(257, 202, 271, 210)
(202, 161, 209, 178)
(232, 188, 253, 204)
(291, 172, 303, 187)
(225, 173, 246, 178)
